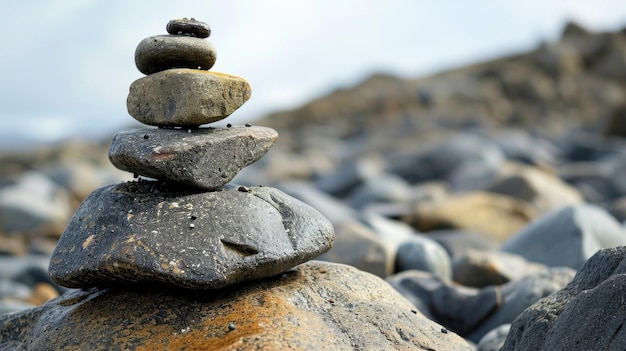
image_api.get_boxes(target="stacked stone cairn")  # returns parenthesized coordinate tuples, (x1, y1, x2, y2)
(48, 18, 335, 290)
(0, 19, 472, 350)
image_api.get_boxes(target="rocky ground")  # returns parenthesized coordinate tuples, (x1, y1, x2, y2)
(1, 21, 625, 350)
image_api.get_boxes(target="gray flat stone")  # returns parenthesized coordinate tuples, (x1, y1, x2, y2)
(109, 126, 278, 190)
(49, 183, 334, 290)
(127, 69, 251, 127)
(135, 35, 216, 75)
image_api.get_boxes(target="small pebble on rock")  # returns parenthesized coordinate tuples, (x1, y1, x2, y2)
(166, 18, 211, 38)
(228, 322, 236, 331)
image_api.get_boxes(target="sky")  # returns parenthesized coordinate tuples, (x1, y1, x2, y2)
(1, 1, 625, 145)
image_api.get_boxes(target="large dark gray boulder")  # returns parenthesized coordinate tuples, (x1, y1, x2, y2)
(502, 246, 626, 350)
(49, 182, 334, 290)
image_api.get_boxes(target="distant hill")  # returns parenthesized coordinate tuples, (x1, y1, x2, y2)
(259, 21, 626, 154)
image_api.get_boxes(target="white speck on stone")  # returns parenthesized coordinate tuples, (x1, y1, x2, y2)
(151, 230, 158, 234)
(169, 202, 179, 209)
(189, 223, 195, 228)
(180, 326, 191, 334)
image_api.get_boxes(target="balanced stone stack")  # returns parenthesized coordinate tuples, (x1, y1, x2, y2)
(48, 18, 335, 290)
(0, 19, 471, 350)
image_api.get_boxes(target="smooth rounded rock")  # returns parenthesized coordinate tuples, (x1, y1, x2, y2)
(2, 261, 472, 350)
(109, 126, 278, 190)
(127, 69, 251, 127)
(166, 18, 211, 38)
(49, 183, 334, 290)
(501, 204, 626, 269)
(135, 35, 216, 75)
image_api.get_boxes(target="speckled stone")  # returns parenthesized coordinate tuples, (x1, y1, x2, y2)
(127, 69, 251, 127)
(2, 261, 472, 350)
(109, 126, 278, 190)
(135, 35, 216, 75)
(166, 18, 211, 38)
(48, 183, 334, 290)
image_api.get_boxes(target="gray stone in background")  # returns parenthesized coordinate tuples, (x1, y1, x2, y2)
(2, 261, 472, 351)
(388, 133, 505, 184)
(49, 183, 334, 290)
(453, 249, 548, 288)
(0, 172, 73, 237)
(396, 236, 452, 279)
(135, 35, 216, 75)
(466, 267, 575, 342)
(427, 230, 499, 259)
(477, 324, 511, 351)
(502, 246, 626, 351)
(501, 204, 626, 269)
(109, 126, 278, 190)
(278, 180, 358, 224)
(387, 267, 574, 343)
(317, 220, 395, 278)
(127, 69, 251, 127)
(387, 270, 500, 335)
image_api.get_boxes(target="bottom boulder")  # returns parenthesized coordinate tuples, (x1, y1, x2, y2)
(0, 261, 470, 350)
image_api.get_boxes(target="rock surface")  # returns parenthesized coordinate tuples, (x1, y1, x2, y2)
(166, 18, 211, 38)
(501, 246, 626, 350)
(135, 35, 217, 75)
(49, 182, 334, 290)
(2, 261, 472, 351)
(452, 249, 548, 287)
(403, 192, 537, 242)
(387, 267, 574, 343)
(127, 69, 251, 127)
(109, 126, 278, 190)
(501, 204, 626, 269)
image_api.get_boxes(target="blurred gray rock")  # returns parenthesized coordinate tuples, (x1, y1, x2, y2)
(477, 324, 510, 351)
(396, 236, 452, 279)
(277, 180, 357, 224)
(387, 267, 574, 343)
(317, 220, 394, 278)
(501, 204, 626, 269)
(388, 133, 505, 185)
(0, 172, 73, 237)
(427, 230, 499, 259)
(314, 156, 383, 198)
(453, 249, 548, 288)
(466, 267, 575, 342)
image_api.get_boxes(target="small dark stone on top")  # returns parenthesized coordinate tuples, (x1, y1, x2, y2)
(228, 322, 236, 331)
(227, 123, 232, 128)
(166, 18, 211, 38)
(245, 123, 252, 127)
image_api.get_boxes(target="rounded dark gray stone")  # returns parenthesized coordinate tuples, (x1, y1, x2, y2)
(108, 126, 278, 190)
(48, 182, 334, 290)
(135, 35, 216, 75)
(166, 18, 211, 38)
